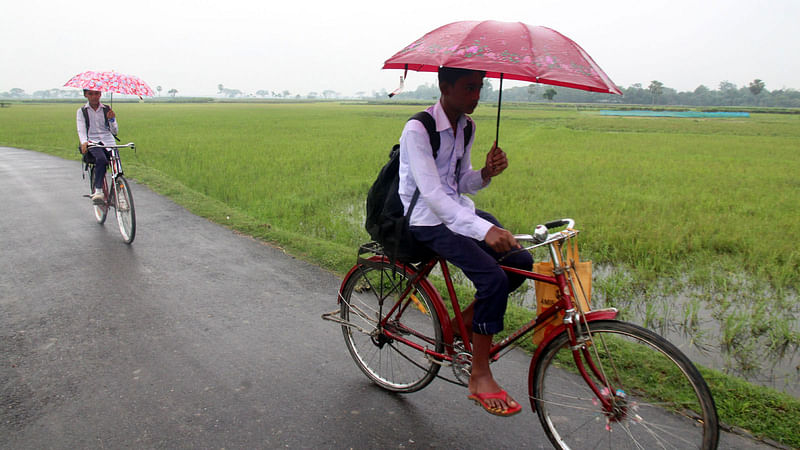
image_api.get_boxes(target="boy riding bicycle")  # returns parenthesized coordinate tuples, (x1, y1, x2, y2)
(76, 89, 117, 204)
(399, 66, 533, 416)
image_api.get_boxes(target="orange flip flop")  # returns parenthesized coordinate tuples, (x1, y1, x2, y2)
(468, 390, 522, 417)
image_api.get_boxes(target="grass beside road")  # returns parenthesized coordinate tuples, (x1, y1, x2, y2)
(1, 101, 798, 447)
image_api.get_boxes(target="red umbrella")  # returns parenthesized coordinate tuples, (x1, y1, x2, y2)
(64, 70, 155, 106)
(384, 21, 621, 141)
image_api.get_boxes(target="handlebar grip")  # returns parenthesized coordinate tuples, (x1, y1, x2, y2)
(544, 219, 569, 230)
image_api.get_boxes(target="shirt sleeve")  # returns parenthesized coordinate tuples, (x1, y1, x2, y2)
(457, 131, 489, 195)
(109, 117, 118, 135)
(403, 127, 493, 241)
(76, 108, 88, 144)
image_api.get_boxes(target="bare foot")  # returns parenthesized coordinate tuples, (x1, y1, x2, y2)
(469, 373, 519, 412)
(468, 333, 519, 413)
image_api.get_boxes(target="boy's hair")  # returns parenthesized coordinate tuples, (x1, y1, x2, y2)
(438, 66, 486, 86)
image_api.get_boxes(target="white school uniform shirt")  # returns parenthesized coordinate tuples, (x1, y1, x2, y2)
(398, 100, 493, 241)
(76, 102, 118, 146)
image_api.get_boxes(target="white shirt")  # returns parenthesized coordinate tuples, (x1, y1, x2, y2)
(398, 100, 493, 241)
(76, 102, 118, 146)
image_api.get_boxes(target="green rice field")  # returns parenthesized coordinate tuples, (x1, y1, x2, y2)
(1, 101, 798, 446)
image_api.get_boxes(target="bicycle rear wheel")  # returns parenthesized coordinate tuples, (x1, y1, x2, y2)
(340, 260, 443, 393)
(530, 320, 718, 449)
(88, 166, 107, 224)
(113, 176, 136, 244)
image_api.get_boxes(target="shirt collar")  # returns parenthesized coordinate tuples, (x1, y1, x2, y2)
(432, 99, 467, 134)
(84, 101, 105, 111)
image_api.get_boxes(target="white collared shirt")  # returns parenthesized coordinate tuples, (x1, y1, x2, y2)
(76, 102, 118, 146)
(398, 100, 492, 241)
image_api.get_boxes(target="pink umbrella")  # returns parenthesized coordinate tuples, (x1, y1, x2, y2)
(384, 21, 621, 141)
(64, 70, 155, 105)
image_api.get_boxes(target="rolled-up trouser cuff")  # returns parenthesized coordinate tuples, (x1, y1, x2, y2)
(473, 319, 504, 336)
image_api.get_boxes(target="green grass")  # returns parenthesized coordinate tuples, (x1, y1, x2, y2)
(1, 102, 799, 446)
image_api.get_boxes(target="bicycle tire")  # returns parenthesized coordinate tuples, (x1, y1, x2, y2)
(340, 259, 443, 393)
(113, 176, 136, 244)
(88, 166, 108, 224)
(530, 319, 719, 449)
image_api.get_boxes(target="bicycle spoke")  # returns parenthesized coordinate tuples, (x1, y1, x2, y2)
(340, 260, 442, 393)
(530, 320, 718, 449)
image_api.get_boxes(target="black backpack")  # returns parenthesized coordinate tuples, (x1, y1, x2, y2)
(365, 111, 473, 263)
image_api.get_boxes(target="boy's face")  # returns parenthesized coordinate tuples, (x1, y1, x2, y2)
(440, 71, 484, 116)
(84, 90, 102, 107)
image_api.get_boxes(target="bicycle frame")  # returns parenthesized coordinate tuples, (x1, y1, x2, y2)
(338, 226, 621, 412)
(86, 142, 134, 179)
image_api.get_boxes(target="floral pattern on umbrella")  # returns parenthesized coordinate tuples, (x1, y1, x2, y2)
(384, 21, 621, 95)
(64, 71, 155, 98)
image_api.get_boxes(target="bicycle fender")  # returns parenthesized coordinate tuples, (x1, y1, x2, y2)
(530, 308, 619, 377)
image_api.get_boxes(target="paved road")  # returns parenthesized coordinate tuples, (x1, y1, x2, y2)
(0, 147, 774, 449)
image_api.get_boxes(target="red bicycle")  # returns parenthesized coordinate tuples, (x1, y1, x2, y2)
(82, 141, 136, 244)
(325, 219, 719, 449)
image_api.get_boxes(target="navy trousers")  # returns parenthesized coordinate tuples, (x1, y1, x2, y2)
(411, 210, 533, 335)
(89, 147, 109, 190)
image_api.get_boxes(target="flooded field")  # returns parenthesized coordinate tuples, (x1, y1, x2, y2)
(515, 263, 800, 397)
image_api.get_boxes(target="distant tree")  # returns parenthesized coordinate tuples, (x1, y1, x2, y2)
(282, 90, 291, 98)
(648, 80, 664, 104)
(718, 81, 738, 105)
(322, 89, 336, 99)
(542, 88, 557, 101)
(256, 90, 269, 97)
(749, 79, 765, 101)
(217, 84, 224, 94)
(526, 84, 537, 101)
(480, 79, 494, 101)
(156, 85, 162, 97)
(307, 91, 318, 99)
(354, 91, 366, 99)
(168, 88, 178, 98)
(8, 88, 26, 98)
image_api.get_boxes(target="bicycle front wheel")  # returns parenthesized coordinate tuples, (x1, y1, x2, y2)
(530, 320, 718, 449)
(113, 176, 136, 244)
(89, 166, 107, 224)
(340, 260, 443, 393)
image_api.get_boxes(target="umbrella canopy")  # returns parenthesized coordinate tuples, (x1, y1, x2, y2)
(64, 70, 155, 98)
(383, 20, 621, 95)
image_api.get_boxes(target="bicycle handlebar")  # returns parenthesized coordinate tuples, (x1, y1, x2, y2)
(86, 141, 136, 150)
(514, 218, 576, 244)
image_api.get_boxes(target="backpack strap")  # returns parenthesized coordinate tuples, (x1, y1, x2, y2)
(81, 106, 90, 136)
(103, 105, 121, 142)
(463, 116, 473, 148)
(409, 111, 473, 157)
(409, 111, 440, 157)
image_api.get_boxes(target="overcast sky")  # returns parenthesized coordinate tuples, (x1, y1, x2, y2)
(2, 0, 798, 97)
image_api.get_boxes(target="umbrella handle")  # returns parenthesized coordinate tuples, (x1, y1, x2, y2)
(495, 74, 503, 146)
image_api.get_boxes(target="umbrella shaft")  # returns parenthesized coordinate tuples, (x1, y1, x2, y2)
(495, 74, 503, 145)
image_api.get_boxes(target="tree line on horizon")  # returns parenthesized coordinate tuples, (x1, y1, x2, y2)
(3, 79, 799, 108)
(395, 78, 800, 108)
